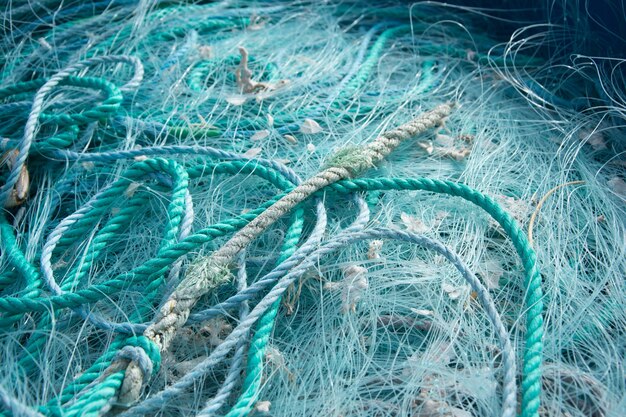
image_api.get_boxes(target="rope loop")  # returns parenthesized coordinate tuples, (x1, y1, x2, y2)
(116, 336, 162, 406)
(122, 336, 162, 376)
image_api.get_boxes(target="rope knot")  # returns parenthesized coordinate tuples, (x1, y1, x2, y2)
(116, 336, 161, 406)
(324, 146, 374, 176)
(142, 258, 232, 354)
(178, 257, 232, 300)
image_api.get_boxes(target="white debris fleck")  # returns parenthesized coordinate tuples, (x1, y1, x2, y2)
(251, 129, 270, 141)
(125, 182, 141, 198)
(400, 212, 429, 233)
(442, 283, 463, 300)
(417, 141, 434, 154)
(341, 265, 368, 313)
(226, 95, 248, 106)
(446, 148, 471, 161)
(306, 143, 316, 152)
(133, 145, 147, 161)
(410, 308, 434, 317)
(367, 240, 383, 259)
(300, 118, 323, 134)
(324, 265, 369, 313)
(37, 37, 52, 50)
(242, 147, 262, 159)
(254, 401, 271, 413)
(283, 134, 298, 144)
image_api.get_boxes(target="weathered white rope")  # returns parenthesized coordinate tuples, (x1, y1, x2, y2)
(127, 103, 453, 400)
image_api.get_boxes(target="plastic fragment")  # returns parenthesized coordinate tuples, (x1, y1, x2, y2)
(226, 95, 248, 106)
(243, 147, 262, 158)
(300, 118, 322, 134)
(251, 129, 270, 141)
(283, 134, 298, 144)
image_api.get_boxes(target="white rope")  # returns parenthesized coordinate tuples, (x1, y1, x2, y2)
(125, 103, 454, 400)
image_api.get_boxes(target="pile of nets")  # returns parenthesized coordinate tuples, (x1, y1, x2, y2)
(1, 1, 624, 416)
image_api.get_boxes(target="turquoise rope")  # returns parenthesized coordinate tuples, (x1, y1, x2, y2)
(0, 3, 552, 416)
(3, 159, 301, 415)
(226, 176, 544, 417)
(325, 177, 543, 417)
(225, 210, 304, 417)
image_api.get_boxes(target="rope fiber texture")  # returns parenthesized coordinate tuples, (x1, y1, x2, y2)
(140, 103, 453, 364)
(4, 2, 624, 417)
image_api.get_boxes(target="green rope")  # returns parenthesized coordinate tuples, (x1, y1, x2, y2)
(0, 76, 123, 127)
(0, 211, 41, 329)
(0, 4, 554, 416)
(37, 160, 298, 415)
(325, 177, 544, 417)
(226, 210, 304, 417)
(225, 175, 544, 417)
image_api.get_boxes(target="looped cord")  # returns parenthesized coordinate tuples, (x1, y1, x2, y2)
(115, 336, 162, 406)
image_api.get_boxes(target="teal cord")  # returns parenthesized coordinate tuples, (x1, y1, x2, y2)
(0, 3, 557, 416)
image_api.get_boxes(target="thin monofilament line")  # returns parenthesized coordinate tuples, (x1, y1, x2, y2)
(0, 383, 45, 417)
(140, 103, 453, 366)
(187, 195, 369, 324)
(0, 55, 143, 207)
(2, 3, 623, 417)
(199, 250, 251, 415)
(116, 104, 452, 410)
(48, 141, 302, 185)
(122, 226, 516, 417)
(211, 103, 453, 264)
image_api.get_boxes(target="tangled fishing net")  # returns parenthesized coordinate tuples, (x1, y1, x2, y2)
(0, 1, 625, 416)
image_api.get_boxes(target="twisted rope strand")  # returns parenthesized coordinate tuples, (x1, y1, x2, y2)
(141, 104, 453, 369)
(121, 226, 515, 417)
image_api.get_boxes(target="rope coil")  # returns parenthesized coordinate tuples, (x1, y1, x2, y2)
(3, 3, 623, 417)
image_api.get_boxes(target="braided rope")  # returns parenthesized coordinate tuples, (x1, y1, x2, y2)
(326, 177, 544, 417)
(0, 384, 45, 417)
(0, 6, 558, 416)
(39, 159, 306, 413)
(122, 225, 515, 417)
(197, 250, 251, 415)
(141, 104, 453, 371)
(225, 195, 370, 417)
(38, 158, 187, 334)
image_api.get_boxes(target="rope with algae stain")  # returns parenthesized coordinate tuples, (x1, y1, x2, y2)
(0, 136, 306, 416)
(133, 103, 454, 394)
(224, 174, 546, 417)
(121, 225, 518, 417)
(0, 5, 560, 415)
(0, 159, 545, 417)
(110, 101, 545, 417)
